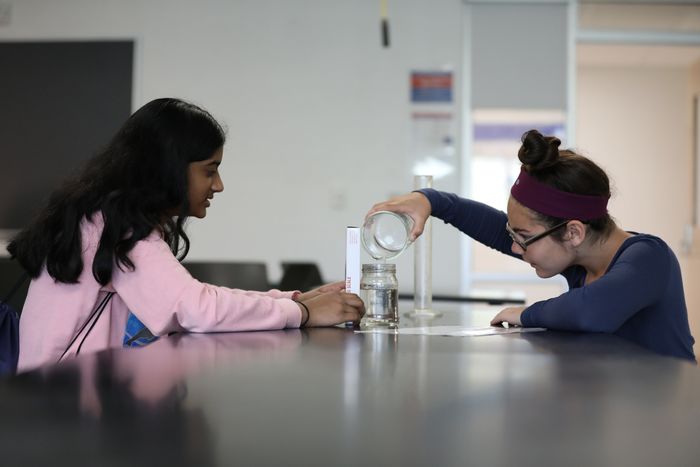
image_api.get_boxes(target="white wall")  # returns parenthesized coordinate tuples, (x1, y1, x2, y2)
(0, 0, 464, 291)
(470, 49, 700, 308)
(682, 60, 700, 345)
(577, 65, 692, 250)
(8, 1, 697, 310)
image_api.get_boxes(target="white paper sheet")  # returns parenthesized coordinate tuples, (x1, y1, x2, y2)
(354, 325, 546, 337)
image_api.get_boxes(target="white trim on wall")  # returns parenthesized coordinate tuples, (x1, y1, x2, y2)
(459, 0, 473, 294)
(578, 30, 700, 46)
(131, 36, 142, 112)
(567, 0, 577, 146)
(695, 94, 700, 227)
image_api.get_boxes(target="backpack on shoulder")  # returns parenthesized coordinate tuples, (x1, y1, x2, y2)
(0, 274, 27, 376)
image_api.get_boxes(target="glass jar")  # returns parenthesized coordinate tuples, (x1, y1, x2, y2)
(361, 211, 413, 261)
(360, 263, 399, 326)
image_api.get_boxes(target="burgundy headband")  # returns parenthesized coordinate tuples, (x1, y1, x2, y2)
(510, 168, 609, 220)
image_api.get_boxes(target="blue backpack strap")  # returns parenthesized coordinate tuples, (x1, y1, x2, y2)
(0, 271, 26, 376)
(0, 301, 19, 376)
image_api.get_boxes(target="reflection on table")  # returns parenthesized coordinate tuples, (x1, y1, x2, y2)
(0, 303, 698, 467)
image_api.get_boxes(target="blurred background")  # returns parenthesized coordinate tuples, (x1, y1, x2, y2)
(0, 0, 699, 344)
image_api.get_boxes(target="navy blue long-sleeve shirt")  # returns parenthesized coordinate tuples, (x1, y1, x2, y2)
(420, 188, 696, 360)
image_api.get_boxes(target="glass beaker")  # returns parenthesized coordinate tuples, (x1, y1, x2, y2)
(361, 211, 413, 261)
(360, 263, 399, 326)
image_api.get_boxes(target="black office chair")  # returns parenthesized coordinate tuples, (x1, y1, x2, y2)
(278, 262, 324, 292)
(182, 261, 270, 291)
(0, 258, 30, 314)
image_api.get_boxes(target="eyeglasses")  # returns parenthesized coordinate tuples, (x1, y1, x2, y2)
(505, 220, 570, 251)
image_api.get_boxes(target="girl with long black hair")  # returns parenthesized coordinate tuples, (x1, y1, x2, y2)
(10, 98, 364, 371)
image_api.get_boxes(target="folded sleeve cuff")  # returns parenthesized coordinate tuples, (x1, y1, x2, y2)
(282, 299, 303, 328)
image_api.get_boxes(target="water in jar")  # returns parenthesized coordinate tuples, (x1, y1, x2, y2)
(361, 284, 398, 325)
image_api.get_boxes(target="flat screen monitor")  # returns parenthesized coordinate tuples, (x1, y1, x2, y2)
(0, 40, 133, 231)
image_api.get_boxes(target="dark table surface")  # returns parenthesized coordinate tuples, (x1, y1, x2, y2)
(0, 303, 698, 467)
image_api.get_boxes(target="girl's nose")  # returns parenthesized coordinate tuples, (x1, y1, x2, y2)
(213, 173, 224, 193)
(511, 241, 524, 255)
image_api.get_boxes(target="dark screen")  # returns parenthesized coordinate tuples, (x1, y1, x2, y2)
(0, 41, 133, 229)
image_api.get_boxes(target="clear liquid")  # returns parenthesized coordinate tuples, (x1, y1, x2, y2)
(361, 285, 398, 325)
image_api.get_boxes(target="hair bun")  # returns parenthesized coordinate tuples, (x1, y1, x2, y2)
(518, 129, 560, 172)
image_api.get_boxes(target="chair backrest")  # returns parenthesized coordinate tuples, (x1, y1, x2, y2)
(0, 258, 29, 314)
(278, 262, 324, 292)
(182, 261, 270, 291)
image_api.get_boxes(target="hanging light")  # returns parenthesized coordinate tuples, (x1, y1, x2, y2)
(380, 0, 390, 48)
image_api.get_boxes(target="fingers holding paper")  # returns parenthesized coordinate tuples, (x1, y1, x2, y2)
(490, 306, 526, 327)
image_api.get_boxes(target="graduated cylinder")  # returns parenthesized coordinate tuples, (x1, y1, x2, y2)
(414, 175, 432, 312)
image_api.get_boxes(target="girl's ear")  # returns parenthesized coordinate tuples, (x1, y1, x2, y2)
(563, 220, 587, 247)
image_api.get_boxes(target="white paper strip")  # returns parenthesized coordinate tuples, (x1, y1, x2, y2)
(355, 325, 546, 337)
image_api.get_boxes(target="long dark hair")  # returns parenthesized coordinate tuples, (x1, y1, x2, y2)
(7, 98, 226, 285)
(517, 129, 615, 241)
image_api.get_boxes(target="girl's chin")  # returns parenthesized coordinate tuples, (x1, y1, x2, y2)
(189, 209, 207, 219)
(534, 268, 557, 279)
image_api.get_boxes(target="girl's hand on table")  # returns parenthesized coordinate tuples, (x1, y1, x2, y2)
(490, 306, 526, 327)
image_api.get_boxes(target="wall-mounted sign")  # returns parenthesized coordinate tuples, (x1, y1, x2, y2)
(411, 71, 452, 103)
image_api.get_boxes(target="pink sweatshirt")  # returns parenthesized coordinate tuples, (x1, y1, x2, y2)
(18, 216, 302, 372)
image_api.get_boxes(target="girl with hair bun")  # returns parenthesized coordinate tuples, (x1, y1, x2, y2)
(10, 98, 364, 372)
(367, 129, 694, 360)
